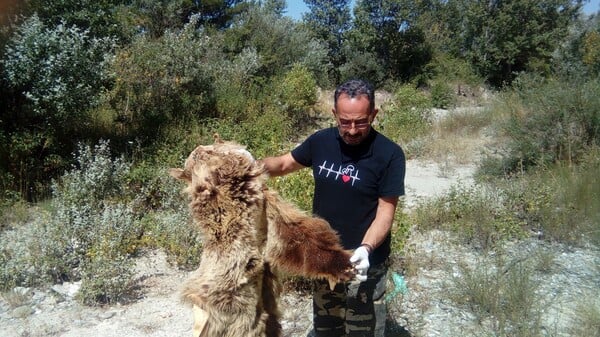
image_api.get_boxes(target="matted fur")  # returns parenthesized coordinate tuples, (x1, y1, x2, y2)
(170, 136, 353, 337)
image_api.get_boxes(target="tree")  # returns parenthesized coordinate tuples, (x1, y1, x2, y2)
(262, 0, 287, 16)
(302, 0, 352, 83)
(128, 0, 249, 37)
(348, 0, 432, 85)
(194, 0, 249, 29)
(223, 4, 330, 81)
(19, 0, 129, 40)
(451, 0, 584, 86)
(1, 15, 116, 199)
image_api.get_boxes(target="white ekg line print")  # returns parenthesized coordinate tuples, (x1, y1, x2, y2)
(317, 161, 361, 186)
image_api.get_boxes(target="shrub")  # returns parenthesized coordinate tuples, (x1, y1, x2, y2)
(379, 84, 432, 157)
(275, 64, 318, 128)
(238, 106, 294, 159)
(223, 5, 331, 82)
(498, 150, 600, 246)
(0, 140, 144, 306)
(268, 169, 315, 213)
(1, 14, 116, 199)
(483, 76, 600, 175)
(78, 254, 135, 305)
(414, 183, 526, 250)
(452, 257, 543, 337)
(107, 15, 216, 142)
(430, 81, 455, 109)
(570, 294, 600, 337)
(138, 211, 201, 270)
(77, 204, 138, 305)
(212, 47, 261, 121)
(1, 14, 115, 123)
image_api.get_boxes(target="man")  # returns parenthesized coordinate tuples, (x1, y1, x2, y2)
(261, 79, 406, 337)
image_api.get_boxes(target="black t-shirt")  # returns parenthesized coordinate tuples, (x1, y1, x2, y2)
(291, 127, 405, 265)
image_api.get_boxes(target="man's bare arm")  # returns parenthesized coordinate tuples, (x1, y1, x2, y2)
(361, 196, 399, 249)
(260, 153, 305, 177)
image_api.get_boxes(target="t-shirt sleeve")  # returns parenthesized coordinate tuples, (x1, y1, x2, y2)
(379, 145, 406, 197)
(291, 134, 314, 167)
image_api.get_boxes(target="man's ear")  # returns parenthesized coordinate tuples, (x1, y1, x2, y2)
(169, 168, 191, 182)
(371, 108, 379, 120)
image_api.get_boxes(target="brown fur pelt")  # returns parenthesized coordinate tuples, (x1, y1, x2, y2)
(170, 135, 354, 337)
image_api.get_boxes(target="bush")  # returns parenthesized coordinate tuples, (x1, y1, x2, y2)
(138, 211, 201, 270)
(414, 183, 527, 249)
(275, 64, 318, 128)
(498, 150, 600, 246)
(379, 84, 432, 157)
(107, 15, 217, 142)
(0, 140, 143, 304)
(268, 169, 315, 213)
(483, 76, 600, 175)
(430, 81, 455, 109)
(452, 257, 543, 337)
(1, 15, 115, 123)
(1, 14, 116, 199)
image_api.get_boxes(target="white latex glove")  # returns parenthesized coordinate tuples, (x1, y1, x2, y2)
(350, 246, 370, 282)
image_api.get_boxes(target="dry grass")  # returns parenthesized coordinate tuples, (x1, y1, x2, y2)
(1, 288, 31, 308)
(420, 107, 495, 166)
(570, 293, 600, 337)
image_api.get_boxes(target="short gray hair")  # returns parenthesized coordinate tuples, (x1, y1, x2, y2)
(334, 79, 375, 112)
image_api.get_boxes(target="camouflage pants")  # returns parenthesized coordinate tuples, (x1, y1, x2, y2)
(312, 262, 388, 337)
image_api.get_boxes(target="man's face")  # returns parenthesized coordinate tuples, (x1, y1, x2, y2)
(333, 93, 378, 145)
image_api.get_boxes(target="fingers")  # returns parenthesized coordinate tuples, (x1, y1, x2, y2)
(355, 273, 368, 282)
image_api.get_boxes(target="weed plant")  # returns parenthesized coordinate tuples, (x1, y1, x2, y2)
(413, 183, 527, 250)
(495, 150, 600, 246)
(452, 257, 543, 337)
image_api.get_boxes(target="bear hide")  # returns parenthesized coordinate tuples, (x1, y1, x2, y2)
(170, 136, 354, 337)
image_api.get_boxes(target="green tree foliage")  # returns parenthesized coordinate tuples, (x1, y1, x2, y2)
(551, 14, 598, 79)
(275, 63, 318, 127)
(263, 0, 287, 15)
(1, 15, 116, 199)
(19, 0, 128, 40)
(194, 0, 249, 29)
(348, 0, 432, 85)
(582, 29, 600, 74)
(223, 3, 330, 81)
(414, 0, 462, 55)
(128, 0, 202, 38)
(128, 0, 248, 38)
(451, 0, 584, 86)
(108, 15, 216, 141)
(303, 0, 352, 83)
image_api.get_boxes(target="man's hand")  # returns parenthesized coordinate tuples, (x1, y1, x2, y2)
(350, 246, 370, 282)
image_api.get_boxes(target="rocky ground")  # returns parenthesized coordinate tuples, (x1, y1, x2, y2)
(1, 105, 598, 337)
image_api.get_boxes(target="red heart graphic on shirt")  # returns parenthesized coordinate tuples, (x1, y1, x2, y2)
(342, 175, 350, 183)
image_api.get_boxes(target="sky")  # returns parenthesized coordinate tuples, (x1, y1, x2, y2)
(285, 0, 600, 21)
(584, 0, 600, 14)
